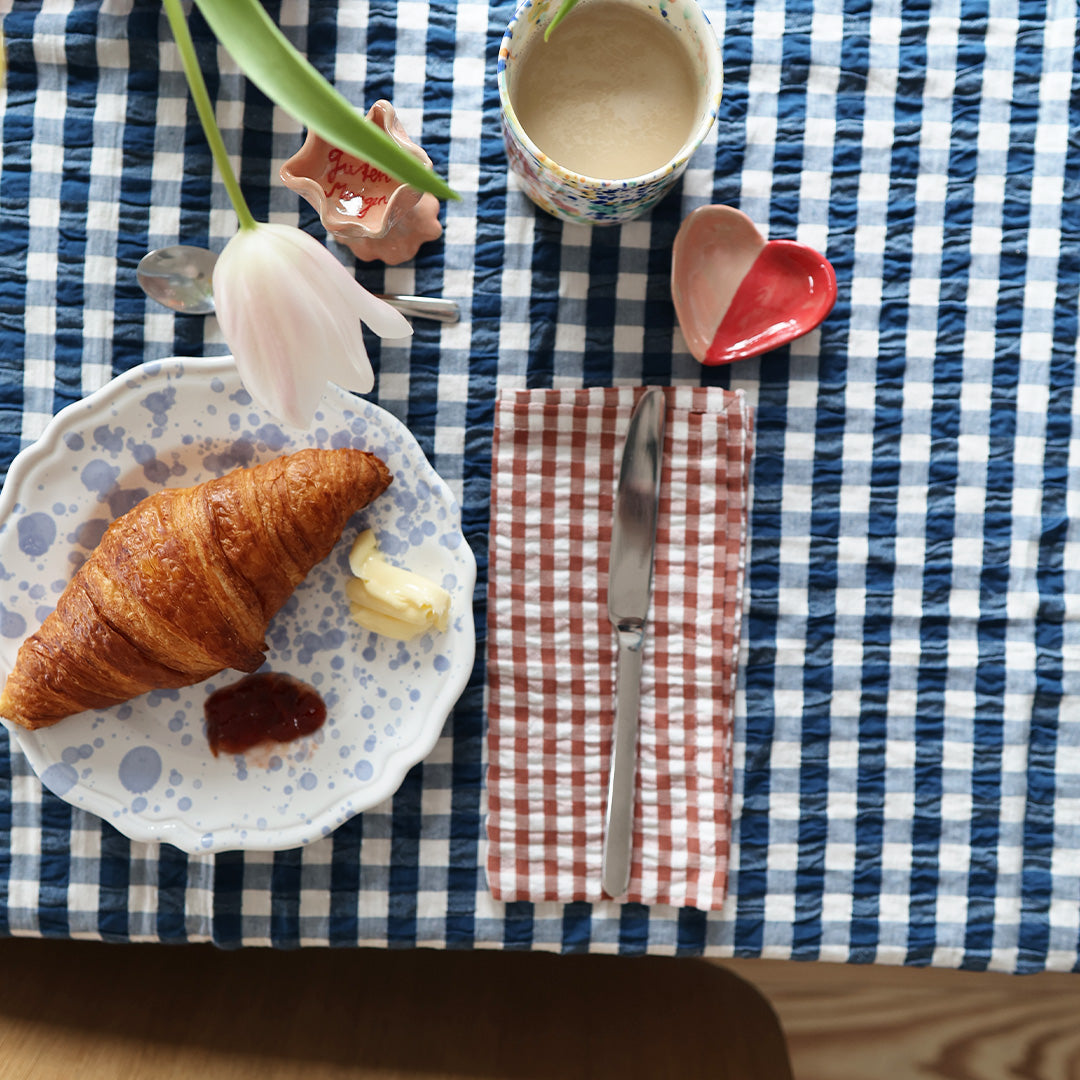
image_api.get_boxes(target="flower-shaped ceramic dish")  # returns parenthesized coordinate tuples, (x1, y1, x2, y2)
(0, 357, 476, 854)
(280, 100, 443, 265)
(672, 204, 837, 364)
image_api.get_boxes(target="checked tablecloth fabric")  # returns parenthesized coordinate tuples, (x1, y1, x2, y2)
(2, 0, 1080, 970)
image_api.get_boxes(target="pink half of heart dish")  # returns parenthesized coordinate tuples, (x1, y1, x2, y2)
(671, 205, 838, 366)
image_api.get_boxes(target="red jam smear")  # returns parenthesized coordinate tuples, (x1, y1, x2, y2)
(204, 672, 327, 757)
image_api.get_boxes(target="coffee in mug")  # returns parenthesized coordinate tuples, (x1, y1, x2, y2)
(498, 0, 722, 225)
(510, 2, 702, 181)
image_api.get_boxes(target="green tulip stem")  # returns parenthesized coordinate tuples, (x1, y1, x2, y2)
(162, 0, 257, 231)
(544, 0, 580, 40)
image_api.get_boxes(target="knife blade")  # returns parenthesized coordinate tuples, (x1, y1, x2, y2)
(602, 387, 666, 898)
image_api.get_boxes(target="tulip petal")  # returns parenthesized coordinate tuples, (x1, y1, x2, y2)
(214, 229, 332, 428)
(329, 271, 413, 341)
(262, 223, 412, 342)
(246, 224, 385, 394)
(210, 222, 413, 428)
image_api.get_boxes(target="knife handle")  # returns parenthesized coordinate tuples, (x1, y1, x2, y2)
(601, 629, 644, 898)
(375, 293, 460, 324)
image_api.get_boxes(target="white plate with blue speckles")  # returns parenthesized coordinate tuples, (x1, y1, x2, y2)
(0, 356, 476, 854)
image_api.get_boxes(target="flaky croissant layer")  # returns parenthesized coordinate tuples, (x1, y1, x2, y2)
(0, 447, 392, 730)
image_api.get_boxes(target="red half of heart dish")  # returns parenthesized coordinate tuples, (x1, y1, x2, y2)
(671, 205, 838, 366)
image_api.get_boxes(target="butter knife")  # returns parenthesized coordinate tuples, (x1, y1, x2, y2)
(602, 387, 666, 898)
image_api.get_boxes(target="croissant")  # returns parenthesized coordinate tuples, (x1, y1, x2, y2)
(0, 447, 392, 730)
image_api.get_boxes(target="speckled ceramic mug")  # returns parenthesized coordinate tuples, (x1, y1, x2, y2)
(497, 0, 723, 226)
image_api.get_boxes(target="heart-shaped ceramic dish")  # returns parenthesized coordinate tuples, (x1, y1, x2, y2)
(671, 205, 837, 365)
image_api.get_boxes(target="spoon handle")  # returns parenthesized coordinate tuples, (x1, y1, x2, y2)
(376, 293, 460, 324)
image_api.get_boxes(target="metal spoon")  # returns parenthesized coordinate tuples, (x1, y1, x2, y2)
(136, 245, 460, 324)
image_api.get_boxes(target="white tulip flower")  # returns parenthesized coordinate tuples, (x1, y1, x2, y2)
(213, 222, 412, 430)
(161, 0, 449, 432)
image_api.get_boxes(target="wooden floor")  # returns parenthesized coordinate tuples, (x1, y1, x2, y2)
(1, 937, 1079, 1078)
(722, 957, 1080, 1080)
(0, 937, 790, 1080)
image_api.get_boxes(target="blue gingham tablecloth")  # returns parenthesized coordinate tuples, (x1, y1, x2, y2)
(1, 0, 1079, 971)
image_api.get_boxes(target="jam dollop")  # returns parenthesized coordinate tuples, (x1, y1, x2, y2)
(204, 672, 326, 756)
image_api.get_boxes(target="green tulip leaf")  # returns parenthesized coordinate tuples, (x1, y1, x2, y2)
(544, 0, 581, 40)
(191, 0, 457, 201)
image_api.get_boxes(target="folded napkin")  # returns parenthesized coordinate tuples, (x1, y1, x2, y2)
(485, 386, 754, 910)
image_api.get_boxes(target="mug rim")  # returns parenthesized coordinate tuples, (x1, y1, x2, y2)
(497, 0, 724, 190)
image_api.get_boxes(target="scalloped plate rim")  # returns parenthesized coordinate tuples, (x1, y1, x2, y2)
(0, 356, 476, 854)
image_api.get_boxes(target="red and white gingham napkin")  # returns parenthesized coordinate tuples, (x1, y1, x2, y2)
(485, 386, 754, 910)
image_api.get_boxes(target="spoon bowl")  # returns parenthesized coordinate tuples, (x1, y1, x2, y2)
(137, 245, 217, 316)
(136, 244, 460, 324)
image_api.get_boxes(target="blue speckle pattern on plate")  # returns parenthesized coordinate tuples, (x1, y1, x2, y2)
(0, 357, 477, 854)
